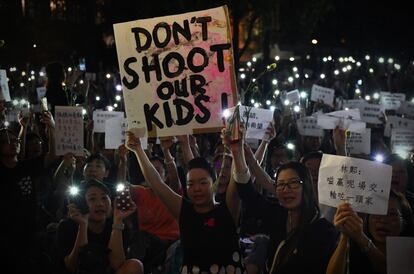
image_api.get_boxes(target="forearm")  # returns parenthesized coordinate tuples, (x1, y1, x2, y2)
(117, 161, 127, 183)
(326, 234, 348, 274)
(44, 128, 57, 167)
(248, 159, 275, 193)
(181, 140, 194, 166)
(108, 220, 126, 270)
(163, 148, 182, 194)
(18, 126, 27, 159)
(254, 141, 268, 165)
(354, 235, 386, 274)
(226, 162, 241, 224)
(64, 224, 88, 272)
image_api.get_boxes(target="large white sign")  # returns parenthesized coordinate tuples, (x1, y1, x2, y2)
(318, 154, 392, 215)
(311, 84, 335, 106)
(380, 91, 406, 110)
(105, 117, 147, 149)
(0, 69, 11, 102)
(93, 110, 124, 133)
(347, 128, 371, 155)
(384, 116, 414, 137)
(391, 129, 414, 157)
(317, 109, 366, 133)
(397, 101, 414, 118)
(297, 116, 324, 137)
(55, 106, 84, 156)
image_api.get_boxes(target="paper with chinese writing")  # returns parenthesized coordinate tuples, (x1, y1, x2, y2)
(0, 69, 11, 101)
(113, 6, 237, 137)
(105, 117, 147, 149)
(297, 116, 324, 137)
(380, 91, 406, 110)
(310, 84, 335, 106)
(391, 129, 414, 156)
(286, 89, 300, 105)
(36, 87, 47, 102)
(55, 106, 84, 156)
(384, 116, 414, 137)
(318, 154, 392, 215)
(386, 237, 414, 274)
(93, 110, 124, 133)
(347, 128, 371, 155)
(343, 100, 384, 124)
(397, 101, 414, 118)
(317, 109, 366, 133)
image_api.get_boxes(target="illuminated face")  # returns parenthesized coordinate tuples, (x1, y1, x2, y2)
(391, 161, 408, 193)
(85, 186, 111, 222)
(0, 132, 20, 157)
(213, 156, 232, 194)
(304, 158, 321, 190)
(186, 168, 214, 207)
(369, 197, 403, 243)
(275, 169, 303, 210)
(83, 159, 109, 181)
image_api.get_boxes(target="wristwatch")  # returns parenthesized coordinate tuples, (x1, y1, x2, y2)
(112, 223, 125, 231)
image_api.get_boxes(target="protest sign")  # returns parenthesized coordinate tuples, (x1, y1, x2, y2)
(386, 237, 414, 274)
(297, 116, 324, 137)
(310, 84, 335, 106)
(285, 89, 300, 105)
(343, 99, 365, 110)
(55, 106, 84, 156)
(384, 116, 414, 137)
(226, 105, 274, 140)
(343, 100, 384, 124)
(397, 101, 414, 118)
(36, 87, 47, 102)
(318, 154, 392, 215)
(317, 109, 366, 133)
(380, 91, 406, 110)
(390, 129, 414, 157)
(0, 69, 11, 101)
(347, 128, 371, 155)
(93, 110, 124, 133)
(105, 117, 147, 149)
(114, 6, 237, 137)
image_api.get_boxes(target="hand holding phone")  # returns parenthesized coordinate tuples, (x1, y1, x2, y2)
(115, 183, 133, 211)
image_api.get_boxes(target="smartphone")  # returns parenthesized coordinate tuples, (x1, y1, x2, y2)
(115, 183, 132, 211)
(68, 186, 89, 214)
(79, 58, 86, 71)
(40, 97, 48, 112)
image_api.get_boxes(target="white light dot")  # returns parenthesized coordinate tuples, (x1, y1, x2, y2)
(250, 99, 255, 104)
(254, 102, 260, 108)
(252, 57, 257, 62)
(328, 56, 332, 61)
(365, 55, 370, 60)
(346, 65, 352, 70)
(247, 61, 252, 67)
(30, 70, 35, 75)
(106, 73, 111, 79)
(375, 154, 384, 162)
(342, 67, 348, 72)
(30, 75, 35, 80)
(292, 67, 298, 72)
(274, 56, 280, 61)
(266, 100, 271, 106)
(240, 73, 246, 79)
(320, 73, 326, 79)
(369, 68, 374, 73)
(21, 71, 26, 76)
(223, 109, 231, 118)
(289, 57, 295, 62)
(284, 99, 290, 106)
(115, 95, 122, 101)
(287, 143, 295, 150)
(114, 103, 118, 108)
(252, 78, 256, 82)
(69, 186, 79, 196)
(272, 79, 278, 85)
(39, 71, 44, 77)
(270, 106, 276, 111)
(357, 79, 362, 85)
(67, 67, 72, 72)
(365, 95, 371, 101)
(339, 57, 344, 63)
(356, 62, 361, 67)
(96, 96, 101, 101)
(293, 105, 301, 112)
(274, 89, 280, 96)
(306, 55, 311, 60)
(79, 79, 84, 84)
(304, 73, 309, 78)
(107, 106, 114, 112)
(116, 84, 122, 91)
(388, 58, 394, 64)
(300, 91, 308, 98)
(322, 57, 328, 62)
(334, 70, 339, 75)
(311, 39, 318, 45)
(82, 108, 87, 115)
(12, 99, 18, 106)
(378, 57, 384, 63)
(294, 74, 299, 79)
(4, 121, 10, 127)
(373, 93, 380, 99)
(33, 44, 37, 48)
(394, 64, 401, 70)
(288, 76, 294, 83)
(20, 82, 24, 87)
(355, 88, 361, 94)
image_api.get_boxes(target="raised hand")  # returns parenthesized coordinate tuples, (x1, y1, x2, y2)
(67, 203, 88, 226)
(334, 203, 364, 242)
(125, 131, 142, 152)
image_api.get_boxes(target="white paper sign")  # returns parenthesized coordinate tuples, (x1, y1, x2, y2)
(384, 116, 414, 137)
(36, 87, 47, 102)
(55, 106, 84, 156)
(297, 116, 324, 137)
(318, 154, 392, 215)
(317, 109, 366, 133)
(391, 129, 414, 156)
(343, 100, 384, 124)
(380, 91, 406, 110)
(386, 237, 414, 274)
(311, 84, 335, 106)
(397, 101, 414, 118)
(286, 89, 300, 104)
(93, 110, 124, 133)
(347, 128, 371, 155)
(105, 117, 147, 149)
(0, 69, 11, 102)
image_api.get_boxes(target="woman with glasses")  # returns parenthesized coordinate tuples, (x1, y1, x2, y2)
(326, 190, 414, 274)
(227, 129, 338, 274)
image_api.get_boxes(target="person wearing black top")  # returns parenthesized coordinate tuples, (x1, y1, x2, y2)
(125, 131, 245, 274)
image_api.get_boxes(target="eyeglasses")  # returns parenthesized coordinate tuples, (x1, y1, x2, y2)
(275, 179, 303, 192)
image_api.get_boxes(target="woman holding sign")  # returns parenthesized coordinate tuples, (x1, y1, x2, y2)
(125, 131, 245, 274)
(226, 125, 338, 274)
(326, 190, 414, 274)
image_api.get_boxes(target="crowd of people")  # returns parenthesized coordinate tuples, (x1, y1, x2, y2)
(1, 53, 414, 274)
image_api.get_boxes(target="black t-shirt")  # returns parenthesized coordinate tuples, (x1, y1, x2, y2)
(179, 198, 245, 274)
(348, 239, 379, 274)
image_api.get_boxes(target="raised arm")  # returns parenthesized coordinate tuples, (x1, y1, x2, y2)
(254, 123, 276, 164)
(333, 126, 347, 156)
(126, 131, 182, 220)
(116, 144, 128, 183)
(17, 112, 29, 159)
(41, 110, 57, 167)
(160, 137, 182, 194)
(176, 134, 195, 168)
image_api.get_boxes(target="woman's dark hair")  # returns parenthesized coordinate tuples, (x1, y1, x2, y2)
(85, 153, 111, 171)
(187, 157, 216, 182)
(273, 162, 320, 268)
(81, 179, 111, 196)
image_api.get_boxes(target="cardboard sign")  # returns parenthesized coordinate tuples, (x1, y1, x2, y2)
(297, 116, 324, 137)
(93, 110, 124, 133)
(390, 129, 414, 156)
(380, 91, 406, 110)
(55, 106, 84, 156)
(318, 154, 392, 215)
(311, 84, 335, 106)
(227, 105, 274, 140)
(397, 101, 414, 118)
(317, 109, 366, 133)
(0, 69, 11, 101)
(347, 128, 371, 155)
(36, 87, 47, 102)
(386, 237, 414, 274)
(113, 6, 237, 137)
(384, 116, 414, 137)
(285, 89, 300, 105)
(104, 117, 147, 149)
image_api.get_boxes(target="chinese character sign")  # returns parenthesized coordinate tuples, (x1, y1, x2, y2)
(318, 154, 392, 215)
(286, 89, 300, 105)
(105, 117, 147, 149)
(55, 106, 84, 156)
(347, 129, 371, 155)
(384, 116, 414, 137)
(391, 129, 414, 157)
(380, 91, 406, 110)
(297, 116, 324, 137)
(113, 6, 237, 138)
(93, 110, 124, 133)
(0, 69, 11, 102)
(397, 101, 414, 118)
(311, 84, 335, 106)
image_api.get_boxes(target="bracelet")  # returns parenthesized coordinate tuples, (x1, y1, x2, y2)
(362, 238, 374, 253)
(233, 169, 251, 184)
(112, 223, 125, 231)
(164, 157, 175, 165)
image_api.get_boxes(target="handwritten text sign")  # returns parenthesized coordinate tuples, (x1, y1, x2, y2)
(93, 110, 124, 133)
(105, 117, 147, 149)
(55, 106, 84, 156)
(318, 154, 392, 215)
(397, 101, 414, 118)
(0, 69, 11, 102)
(286, 89, 300, 105)
(391, 129, 414, 156)
(347, 129, 371, 155)
(384, 116, 414, 137)
(297, 116, 324, 137)
(311, 84, 335, 106)
(317, 109, 366, 133)
(380, 91, 406, 110)
(114, 6, 237, 137)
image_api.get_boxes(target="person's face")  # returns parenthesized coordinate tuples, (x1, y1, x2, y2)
(26, 137, 43, 158)
(0, 132, 20, 157)
(151, 159, 166, 182)
(214, 156, 232, 194)
(85, 186, 111, 222)
(304, 158, 321, 189)
(83, 159, 109, 181)
(369, 197, 403, 243)
(275, 168, 303, 210)
(304, 136, 322, 152)
(391, 160, 408, 193)
(270, 148, 289, 171)
(187, 168, 214, 207)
